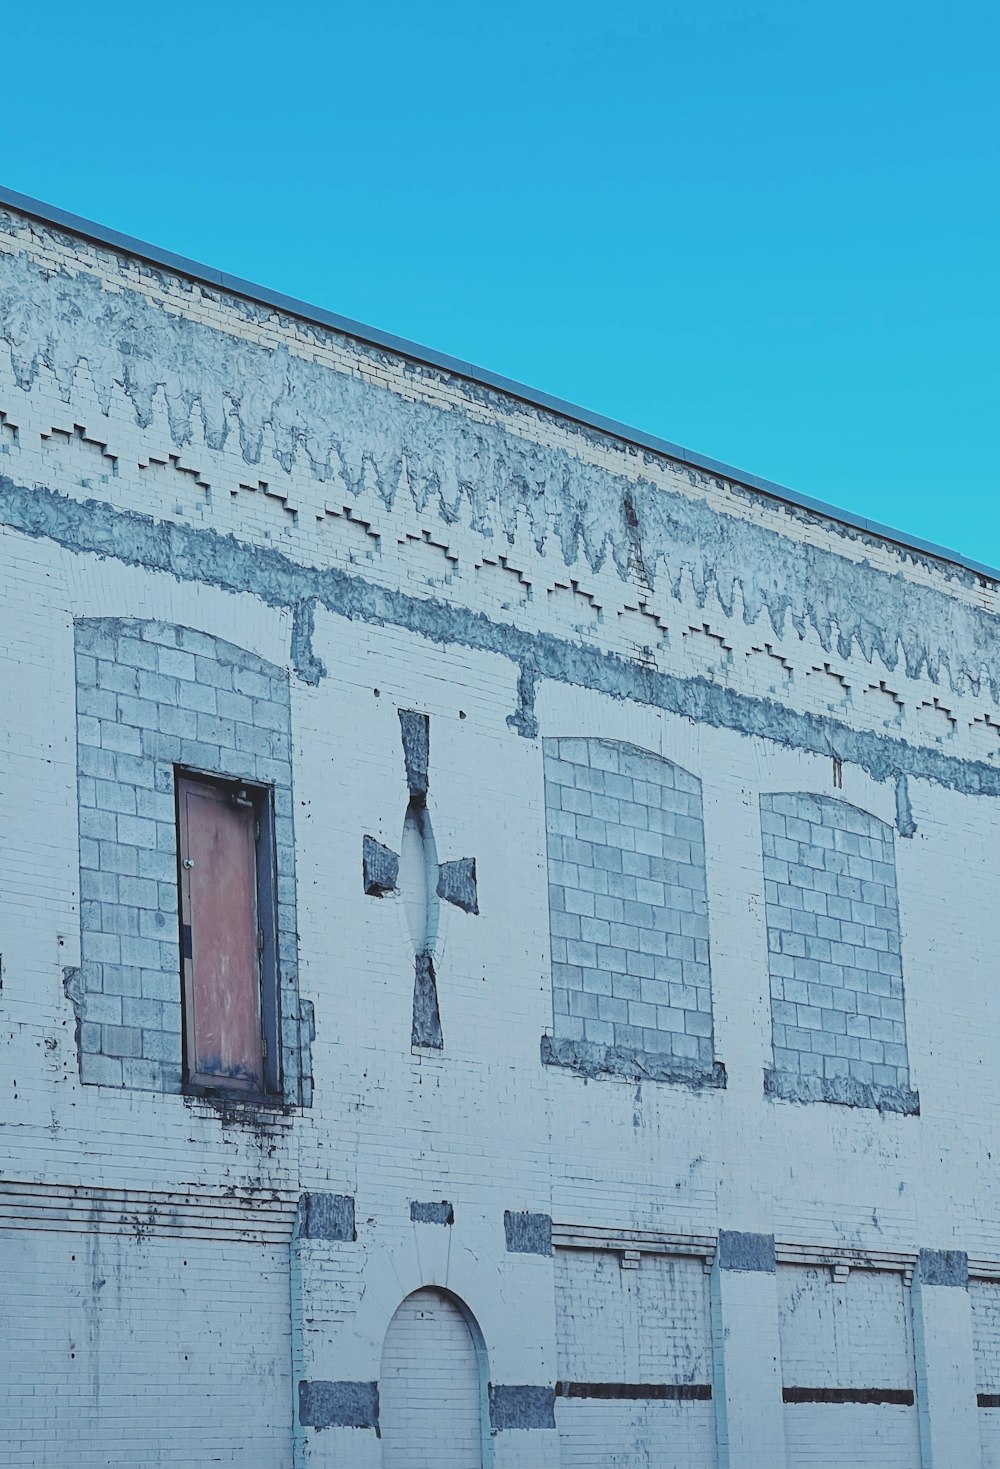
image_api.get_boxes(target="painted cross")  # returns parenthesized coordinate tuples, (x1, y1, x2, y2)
(363, 711, 479, 1048)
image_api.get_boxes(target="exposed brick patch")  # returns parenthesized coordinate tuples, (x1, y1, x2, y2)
(504, 1210, 552, 1255)
(297, 1194, 356, 1241)
(298, 1380, 379, 1430)
(410, 1200, 454, 1225)
(717, 1231, 776, 1273)
(917, 1249, 968, 1288)
(488, 1383, 556, 1430)
(362, 835, 398, 896)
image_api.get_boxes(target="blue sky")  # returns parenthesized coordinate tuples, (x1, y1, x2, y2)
(5, 1, 998, 566)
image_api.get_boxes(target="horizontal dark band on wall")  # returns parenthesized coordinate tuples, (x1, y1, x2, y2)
(557, 1382, 712, 1402)
(783, 1387, 914, 1406)
(0, 1178, 298, 1243)
(978, 1394, 1000, 1409)
(4, 476, 999, 802)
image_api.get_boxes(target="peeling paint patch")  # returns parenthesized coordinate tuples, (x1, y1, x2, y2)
(557, 1381, 712, 1401)
(409, 1200, 454, 1225)
(542, 1033, 727, 1090)
(895, 772, 917, 837)
(297, 1193, 356, 1242)
(363, 836, 399, 897)
(506, 664, 540, 739)
(488, 1383, 556, 1430)
(436, 858, 479, 914)
(916, 1249, 968, 1287)
(290, 600, 326, 685)
(717, 1231, 776, 1273)
(298, 1379, 378, 1430)
(4, 478, 1000, 801)
(398, 709, 430, 798)
(411, 952, 443, 1049)
(764, 1067, 919, 1115)
(504, 1210, 553, 1256)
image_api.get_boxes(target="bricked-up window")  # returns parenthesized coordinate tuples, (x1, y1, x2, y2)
(176, 773, 280, 1095)
(761, 792, 917, 1114)
(71, 618, 311, 1102)
(540, 737, 723, 1089)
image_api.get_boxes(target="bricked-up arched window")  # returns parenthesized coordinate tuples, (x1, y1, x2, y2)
(176, 773, 280, 1096)
(540, 737, 723, 1089)
(379, 1289, 491, 1468)
(760, 792, 918, 1114)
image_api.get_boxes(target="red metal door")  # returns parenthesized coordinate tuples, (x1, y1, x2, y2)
(177, 777, 263, 1090)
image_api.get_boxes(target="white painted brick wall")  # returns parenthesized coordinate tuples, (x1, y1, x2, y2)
(555, 1399, 717, 1469)
(1, 1229, 291, 1468)
(972, 1282, 1000, 1468)
(778, 1266, 915, 1388)
(555, 1251, 715, 1468)
(778, 1266, 919, 1469)
(0, 197, 998, 1468)
(379, 1289, 484, 1469)
(972, 1282, 1000, 1395)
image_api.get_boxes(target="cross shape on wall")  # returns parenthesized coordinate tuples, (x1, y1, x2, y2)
(363, 711, 479, 1049)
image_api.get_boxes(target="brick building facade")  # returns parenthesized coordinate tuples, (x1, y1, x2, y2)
(2, 185, 999, 1467)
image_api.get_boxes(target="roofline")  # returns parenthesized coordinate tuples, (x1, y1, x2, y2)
(2, 181, 995, 586)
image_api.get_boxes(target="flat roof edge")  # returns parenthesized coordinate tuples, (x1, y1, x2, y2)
(1, 181, 995, 586)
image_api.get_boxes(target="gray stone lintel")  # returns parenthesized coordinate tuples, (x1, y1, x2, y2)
(916, 1249, 969, 1288)
(488, 1384, 556, 1431)
(504, 1210, 553, 1256)
(410, 1200, 454, 1225)
(717, 1230, 776, 1273)
(298, 1380, 379, 1430)
(296, 1193, 356, 1242)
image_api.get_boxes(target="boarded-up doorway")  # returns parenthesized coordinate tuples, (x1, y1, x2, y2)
(379, 1288, 487, 1469)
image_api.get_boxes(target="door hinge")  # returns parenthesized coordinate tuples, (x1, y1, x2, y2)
(257, 929, 265, 954)
(262, 1035, 268, 1060)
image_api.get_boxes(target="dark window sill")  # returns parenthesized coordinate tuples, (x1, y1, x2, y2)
(182, 1083, 291, 1114)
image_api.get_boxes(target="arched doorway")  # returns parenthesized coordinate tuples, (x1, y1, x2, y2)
(379, 1287, 489, 1468)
